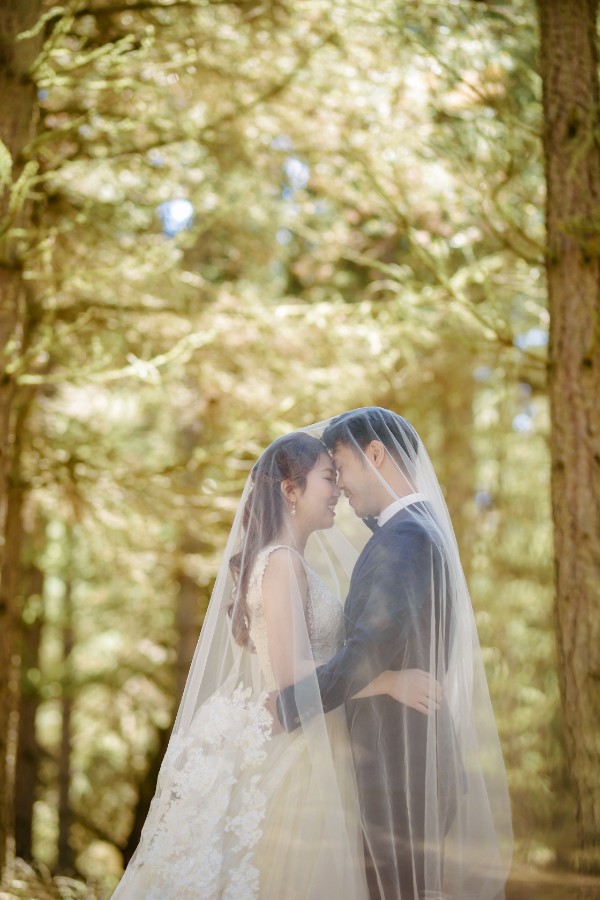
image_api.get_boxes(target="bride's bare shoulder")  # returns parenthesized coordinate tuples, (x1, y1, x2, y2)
(262, 546, 308, 597)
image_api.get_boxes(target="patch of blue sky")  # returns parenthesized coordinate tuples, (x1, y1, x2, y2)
(158, 198, 194, 236)
(514, 328, 548, 350)
(283, 157, 310, 191)
(473, 366, 493, 382)
(513, 412, 534, 434)
(475, 488, 493, 510)
(271, 135, 294, 151)
(276, 228, 293, 245)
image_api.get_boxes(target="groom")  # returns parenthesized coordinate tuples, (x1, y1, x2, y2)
(273, 407, 461, 900)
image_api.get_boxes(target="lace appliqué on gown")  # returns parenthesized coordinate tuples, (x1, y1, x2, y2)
(115, 546, 346, 900)
(120, 686, 272, 900)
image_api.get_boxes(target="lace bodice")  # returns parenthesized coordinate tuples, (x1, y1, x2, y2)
(246, 544, 345, 691)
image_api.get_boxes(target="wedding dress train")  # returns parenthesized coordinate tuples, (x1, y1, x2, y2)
(112, 543, 368, 900)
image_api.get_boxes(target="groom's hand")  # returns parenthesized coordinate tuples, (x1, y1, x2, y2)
(388, 669, 442, 716)
(265, 690, 284, 735)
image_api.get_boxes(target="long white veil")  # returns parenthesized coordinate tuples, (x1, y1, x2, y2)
(113, 408, 512, 900)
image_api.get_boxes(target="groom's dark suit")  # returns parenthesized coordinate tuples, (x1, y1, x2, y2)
(277, 502, 462, 900)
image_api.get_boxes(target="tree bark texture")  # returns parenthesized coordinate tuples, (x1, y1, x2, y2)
(14, 561, 43, 862)
(537, 0, 600, 870)
(57, 574, 73, 872)
(123, 558, 200, 865)
(121, 724, 170, 867)
(0, 0, 44, 874)
(176, 566, 203, 699)
(0, 396, 34, 874)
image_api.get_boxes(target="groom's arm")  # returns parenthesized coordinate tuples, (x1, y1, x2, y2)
(276, 527, 437, 731)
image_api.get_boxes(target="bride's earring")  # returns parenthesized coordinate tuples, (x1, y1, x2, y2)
(290, 501, 297, 517)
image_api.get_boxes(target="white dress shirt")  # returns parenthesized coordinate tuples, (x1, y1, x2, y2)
(377, 492, 427, 527)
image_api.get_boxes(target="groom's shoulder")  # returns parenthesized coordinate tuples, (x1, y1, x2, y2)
(358, 509, 436, 562)
(386, 512, 430, 538)
(381, 513, 438, 553)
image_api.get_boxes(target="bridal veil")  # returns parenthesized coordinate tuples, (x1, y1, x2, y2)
(113, 407, 512, 900)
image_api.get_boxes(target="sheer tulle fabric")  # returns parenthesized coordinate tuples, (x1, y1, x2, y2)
(112, 409, 512, 900)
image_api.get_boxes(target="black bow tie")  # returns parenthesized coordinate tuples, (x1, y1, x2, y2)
(363, 516, 380, 533)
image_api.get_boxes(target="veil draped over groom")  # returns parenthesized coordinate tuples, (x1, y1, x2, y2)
(277, 409, 512, 898)
(114, 408, 512, 900)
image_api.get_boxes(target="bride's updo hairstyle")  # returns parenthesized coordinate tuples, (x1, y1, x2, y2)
(229, 432, 326, 648)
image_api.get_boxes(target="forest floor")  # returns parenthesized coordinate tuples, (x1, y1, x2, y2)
(3, 861, 600, 899)
(507, 864, 600, 899)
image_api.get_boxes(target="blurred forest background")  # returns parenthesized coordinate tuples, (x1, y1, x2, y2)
(1, 0, 600, 897)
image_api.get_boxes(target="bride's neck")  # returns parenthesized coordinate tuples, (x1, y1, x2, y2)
(275, 522, 308, 555)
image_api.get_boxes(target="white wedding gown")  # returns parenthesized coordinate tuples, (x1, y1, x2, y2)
(112, 544, 368, 900)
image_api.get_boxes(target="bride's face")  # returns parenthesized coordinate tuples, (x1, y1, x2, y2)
(295, 453, 340, 531)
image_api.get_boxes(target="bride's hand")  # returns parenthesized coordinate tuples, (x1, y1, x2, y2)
(386, 669, 442, 715)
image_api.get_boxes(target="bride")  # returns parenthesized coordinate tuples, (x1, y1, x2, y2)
(112, 430, 439, 900)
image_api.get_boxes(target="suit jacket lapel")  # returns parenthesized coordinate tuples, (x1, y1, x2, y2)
(344, 505, 426, 629)
(345, 529, 385, 626)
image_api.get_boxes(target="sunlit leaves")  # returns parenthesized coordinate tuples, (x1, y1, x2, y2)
(3, 0, 562, 886)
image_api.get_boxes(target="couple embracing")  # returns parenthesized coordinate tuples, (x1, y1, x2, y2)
(113, 408, 512, 900)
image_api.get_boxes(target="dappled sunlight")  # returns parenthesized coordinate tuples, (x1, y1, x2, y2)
(1, 0, 597, 896)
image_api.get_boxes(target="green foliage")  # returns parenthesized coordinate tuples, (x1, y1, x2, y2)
(1, 0, 568, 890)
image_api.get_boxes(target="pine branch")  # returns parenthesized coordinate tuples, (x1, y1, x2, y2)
(46, 0, 253, 26)
(79, 0, 214, 15)
(16, 327, 216, 384)
(104, 32, 336, 161)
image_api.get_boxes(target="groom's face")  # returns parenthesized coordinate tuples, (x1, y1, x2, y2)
(332, 442, 381, 518)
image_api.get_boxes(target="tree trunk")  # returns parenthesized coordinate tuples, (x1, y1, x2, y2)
(176, 567, 203, 699)
(57, 574, 74, 872)
(121, 724, 170, 867)
(0, 441, 25, 873)
(14, 561, 43, 861)
(0, 0, 44, 874)
(537, 0, 600, 871)
(122, 557, 200, 865)
(436, 354, 476, 579)
(0, 394, 34, 873)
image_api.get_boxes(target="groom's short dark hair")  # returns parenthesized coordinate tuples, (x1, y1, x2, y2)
(322, 407, 419, 468)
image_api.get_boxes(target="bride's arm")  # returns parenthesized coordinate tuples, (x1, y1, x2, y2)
(262, 549, 440, 718)
(352, 669, 441, 715)
(262, 548, 317, 689)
